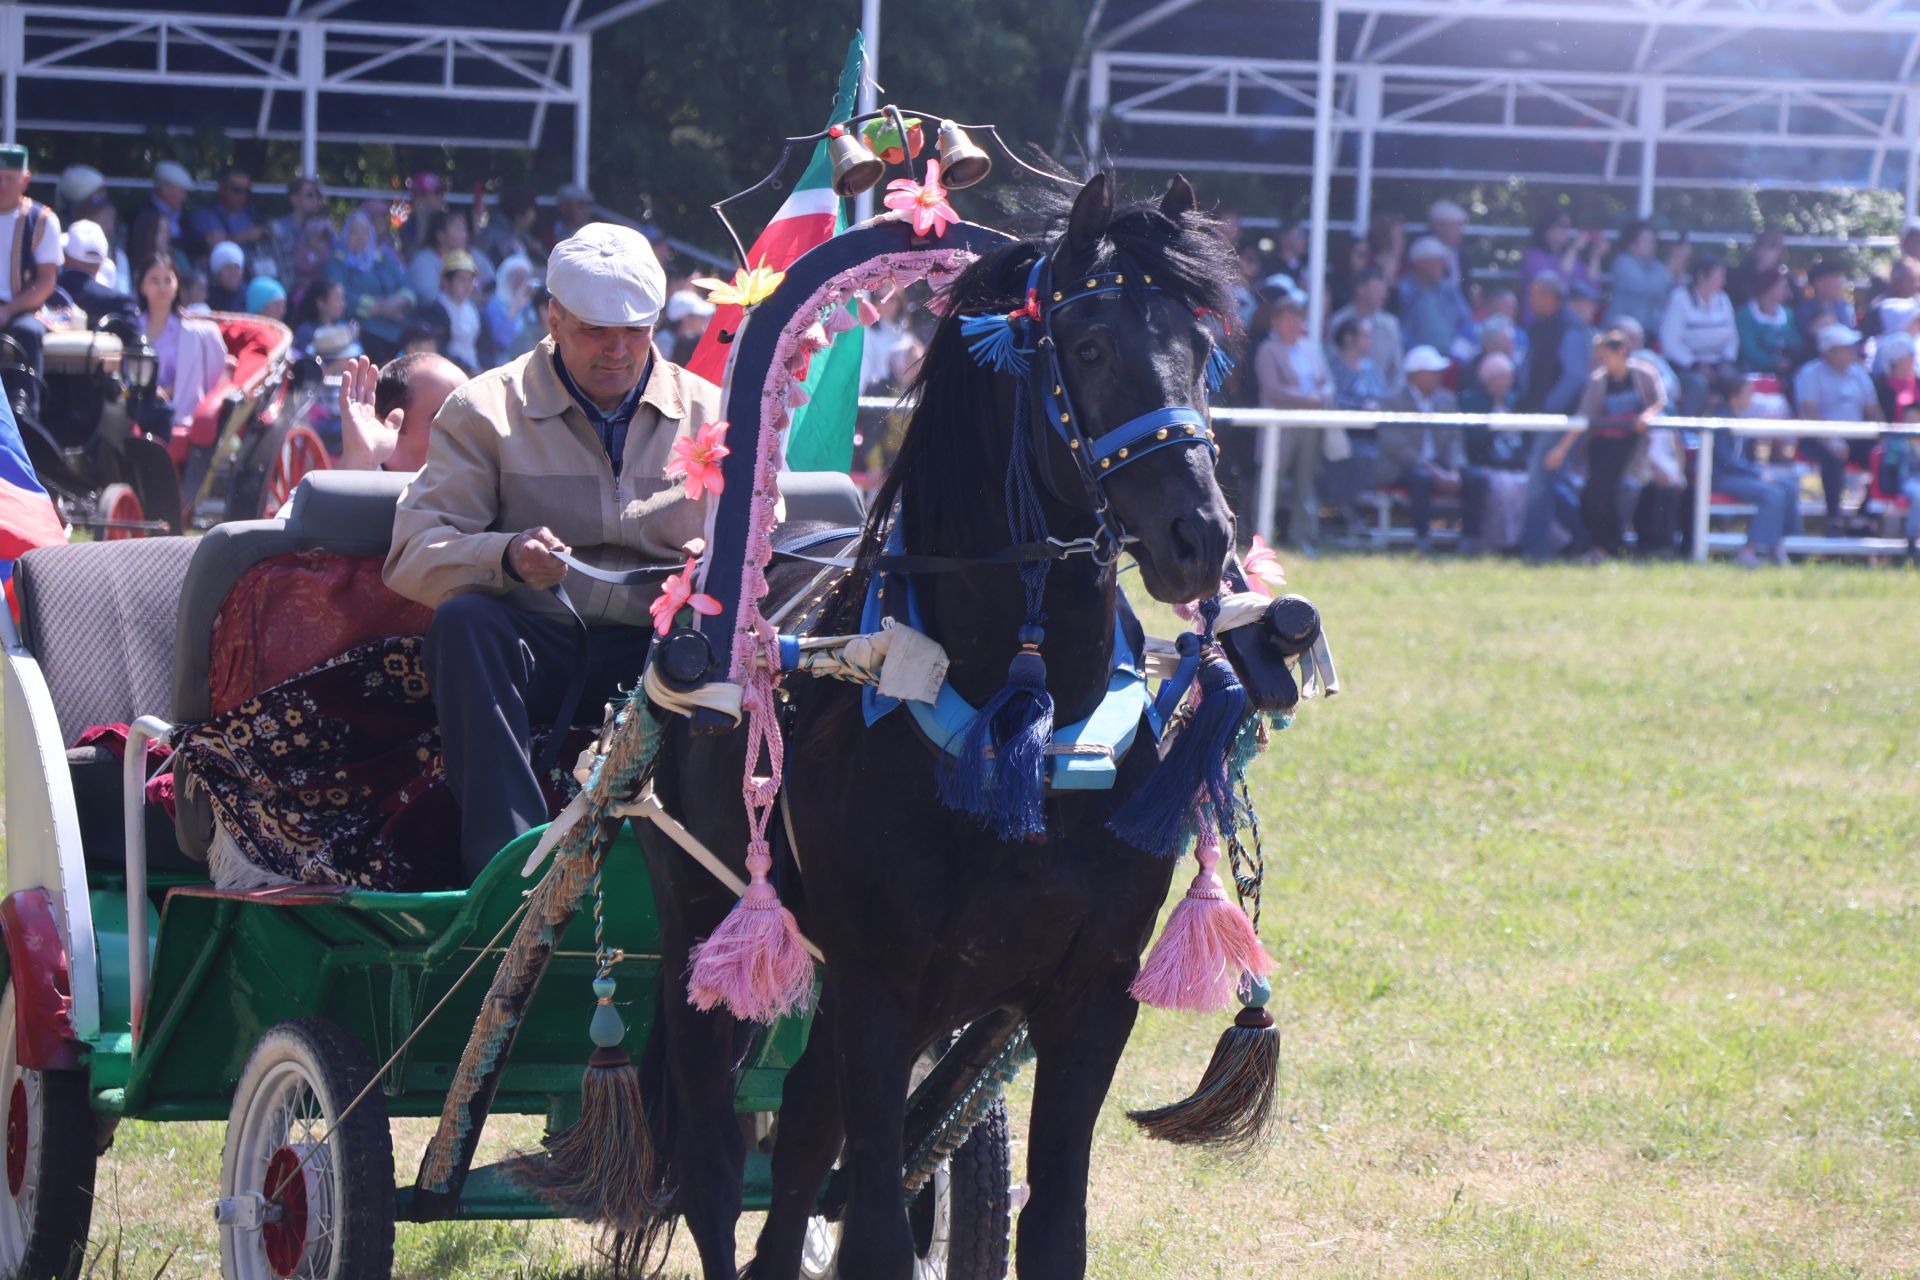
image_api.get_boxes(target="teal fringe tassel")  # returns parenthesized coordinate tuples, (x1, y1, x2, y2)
(960, 311, 1030, 376)
(1206, 345, 1235, 394)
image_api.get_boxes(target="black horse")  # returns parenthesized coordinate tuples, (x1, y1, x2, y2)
(638, 173, 1290, 1280)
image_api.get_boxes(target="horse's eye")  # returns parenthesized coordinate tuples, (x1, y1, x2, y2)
(1075, 341, 1102, 366)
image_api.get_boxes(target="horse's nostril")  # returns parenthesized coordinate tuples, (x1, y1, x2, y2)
(1168, 516, 1203, 567)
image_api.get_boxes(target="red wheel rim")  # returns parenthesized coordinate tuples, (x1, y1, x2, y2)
(264, 425, 331, 516)
(101, 484, 145, 541)
(261, 1146, 308, 1277)
(6, 1079, 26, 1198)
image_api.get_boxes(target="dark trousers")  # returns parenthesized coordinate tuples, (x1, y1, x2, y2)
(425, 593, 652, 881)
(1580, 432, 1637, 555)
(1385, 464, 1437, 539)
(1633, 484, 1682, 556)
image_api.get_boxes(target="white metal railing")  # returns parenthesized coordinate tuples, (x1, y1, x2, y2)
(851, 395, 1915, 563)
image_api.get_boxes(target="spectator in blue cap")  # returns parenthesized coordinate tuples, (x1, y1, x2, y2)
(246, 275, 287, 321)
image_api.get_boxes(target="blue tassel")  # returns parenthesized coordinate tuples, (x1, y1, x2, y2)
(1206, 344, 1235, 394)
(1110, 652, 1251, 856)
(940, 626, 1054, 842)
(961, 311, 1030, 376)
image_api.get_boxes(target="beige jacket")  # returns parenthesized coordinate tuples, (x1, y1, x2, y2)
(384, 337, 718, 627)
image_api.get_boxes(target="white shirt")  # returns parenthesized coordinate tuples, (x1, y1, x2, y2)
(0, 202, 63, 303)
(441, 295, 482, 369)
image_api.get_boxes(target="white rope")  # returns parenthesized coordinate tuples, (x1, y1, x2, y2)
(641, 664, 746, 723)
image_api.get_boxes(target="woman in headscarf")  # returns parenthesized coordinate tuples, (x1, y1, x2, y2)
(483, 253, 542, 363)
(324, 210, 414, 360)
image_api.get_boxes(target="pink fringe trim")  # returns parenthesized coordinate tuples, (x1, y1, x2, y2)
(687, 879, 814, 1022)
(1131, 821, 1271, 1013)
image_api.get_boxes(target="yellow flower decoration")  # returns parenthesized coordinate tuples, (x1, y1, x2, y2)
(692, 258, 786, 309)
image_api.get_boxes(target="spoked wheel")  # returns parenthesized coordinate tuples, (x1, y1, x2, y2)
(801, 1053, 1013, 1280)
(218, 1019, 393, 1280)
(0, 978, 97, 1280)
(96, 482, 146, 541)
(261, 424, 330, 518)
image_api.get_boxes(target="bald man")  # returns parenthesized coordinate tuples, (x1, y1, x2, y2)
(338, 352, 467, 473)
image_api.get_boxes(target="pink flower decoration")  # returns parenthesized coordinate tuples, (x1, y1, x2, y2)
(650, 555, 723, 635)
(1243, 534, 1287, 598)
(882, 159, 959, 239)
(664, 419, 731, 502)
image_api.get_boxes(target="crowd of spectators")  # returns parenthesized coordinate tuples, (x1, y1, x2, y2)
(34, 159, 724, 461)
(1229, 201, 1920, 564)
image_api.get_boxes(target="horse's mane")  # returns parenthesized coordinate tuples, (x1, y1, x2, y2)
(820, 181, 1241, 632)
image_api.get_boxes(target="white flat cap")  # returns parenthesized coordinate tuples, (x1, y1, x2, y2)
(1408, 235, 1450, 263)
(154, 160, 194, 190)
(1428, 199, 1467, 223)
(58, 164, 105, 207)
(1404, 345, 1450, 373)
(210, 240, 246, 274)
(547, 222, 666, 328)
(1817, 323, 1862, 352)
(63, 219, 109, 265)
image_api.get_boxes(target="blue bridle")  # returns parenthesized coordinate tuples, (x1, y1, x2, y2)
(960, 253, 1225, 550)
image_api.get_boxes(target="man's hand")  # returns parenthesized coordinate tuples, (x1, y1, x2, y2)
(338, 354, 401, 470)
(508, 527, 571, 589)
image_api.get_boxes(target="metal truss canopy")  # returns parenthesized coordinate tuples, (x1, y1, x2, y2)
(0, 1, 650, 186)
(1083, 0, 1920, 226)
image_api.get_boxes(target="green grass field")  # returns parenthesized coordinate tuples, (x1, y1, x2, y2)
(33, 557, 1920, 1277)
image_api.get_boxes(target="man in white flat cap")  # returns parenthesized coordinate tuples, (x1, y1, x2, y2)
(386, 220, 722, 879)
(1426, 199, 1470, 288)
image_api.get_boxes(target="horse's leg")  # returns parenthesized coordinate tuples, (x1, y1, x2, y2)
(658, 981, 747, 1279)
(1016, 982, 1140, 1280)
(827, 980, 916, 1280)
(746, 999, 846, 1280)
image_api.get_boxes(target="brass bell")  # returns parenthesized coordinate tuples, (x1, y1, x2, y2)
(935, 120, 993, 188)
(827, 127, 884, 198)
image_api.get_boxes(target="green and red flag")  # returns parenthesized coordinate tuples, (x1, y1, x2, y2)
(685, 35, 866, 473)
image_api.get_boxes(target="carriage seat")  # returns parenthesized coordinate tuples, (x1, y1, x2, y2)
(170, 313, 293, 462)
(170, 470, 433, 861)
(167, 467, 868, 864)
(12, 537, 200, 872)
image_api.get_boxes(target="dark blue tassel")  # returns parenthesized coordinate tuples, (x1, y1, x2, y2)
(960, 312, 1030, 376)
(940, 627, 1054, 842)
(1111, 652, 1251, 856)
(1206, 344, 1235, 394)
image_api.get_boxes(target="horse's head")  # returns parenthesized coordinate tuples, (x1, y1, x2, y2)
(1036, 174, 1237, 603)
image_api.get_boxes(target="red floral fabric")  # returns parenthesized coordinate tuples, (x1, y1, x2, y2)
(210, 551, 435, 717)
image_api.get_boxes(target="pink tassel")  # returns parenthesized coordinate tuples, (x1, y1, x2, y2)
(688, 840, 814, 1022)
(788, 379, 811, 407)
(856, 296, 881, 326)
(1130, 820, 1271, 1013)
(826, 304, 859, 334)
(799, 321, 830, 352)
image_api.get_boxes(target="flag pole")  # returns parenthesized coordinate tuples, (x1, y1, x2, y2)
(854, 0, 881, 224)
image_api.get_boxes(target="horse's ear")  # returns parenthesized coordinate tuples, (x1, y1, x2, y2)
(1067, 173, 1113, 262)
(1161, 175, 1197, 219)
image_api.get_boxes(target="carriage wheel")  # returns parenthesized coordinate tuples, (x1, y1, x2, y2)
(0, 978, 97, 1280)
(97, 482, 146, 541)
(261, 425, 331, 519)
(801, 1053, 1013, 1280)
(218, 1019, 393, 1280)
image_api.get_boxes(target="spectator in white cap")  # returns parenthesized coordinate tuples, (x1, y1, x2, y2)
(148, 160, 193, 242)
(1399, 235, 1473, 357)
(660, 287, 716, 364)
(386, 220, 723, 879)
(1426, 199, 1469, 287)
(1376, 344, 1465, 551)
(205, 239, 247, 312)
(1795, 321, 1881, 529)
(55, 164, 105, 219)
(57, 218, 138, 329)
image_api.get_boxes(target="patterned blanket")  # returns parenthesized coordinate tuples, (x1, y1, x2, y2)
(174, 635, 586, 891)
